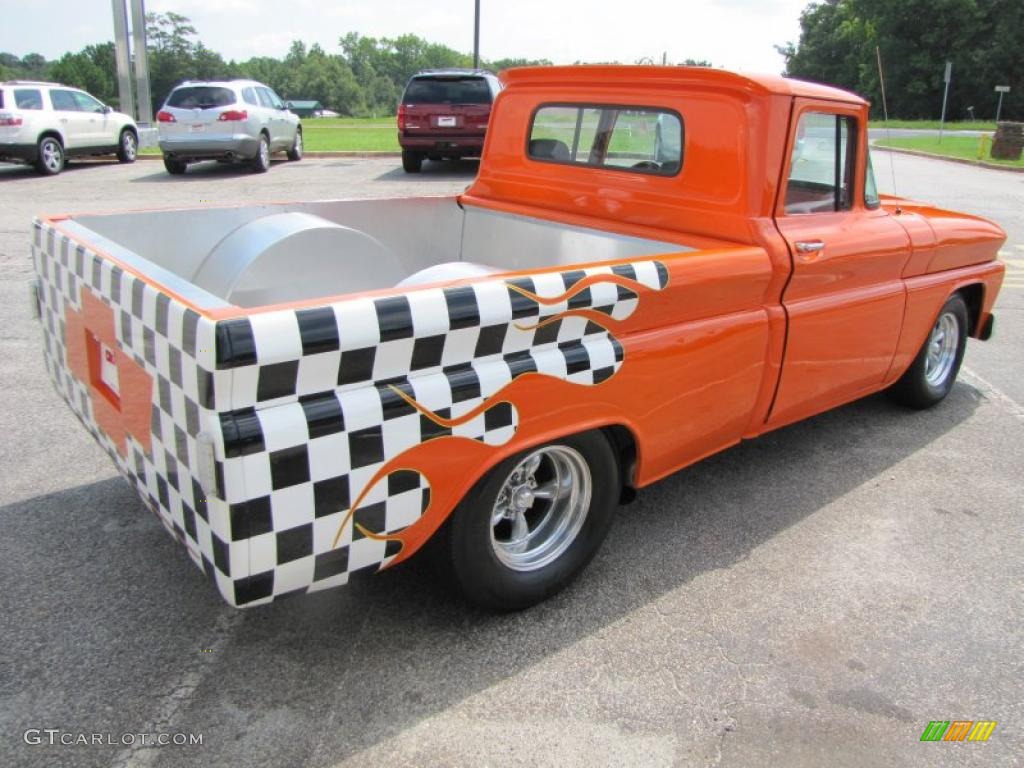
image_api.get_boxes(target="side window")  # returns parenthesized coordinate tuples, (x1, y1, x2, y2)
(784, 112, 855, 214)
(255, 88, 275, 109)
(864, 151, 880, 209)
(242, 87, 259, 107)
(267, 89, 285, 109)
(528, 103, 683, 176)
(50, 89, 80, 111)
(14, 89, 44, 109)
(72, 91, 104, 113)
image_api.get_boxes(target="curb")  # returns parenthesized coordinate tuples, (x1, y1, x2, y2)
(871, 144, 1024, 174)
(138, 151, 402, 159)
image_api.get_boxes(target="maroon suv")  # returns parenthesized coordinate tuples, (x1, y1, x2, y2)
(397, 69, 502, 173)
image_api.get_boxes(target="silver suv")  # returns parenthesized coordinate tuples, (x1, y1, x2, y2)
(0, 80, 138, 175)
(157, 79, 302, 174)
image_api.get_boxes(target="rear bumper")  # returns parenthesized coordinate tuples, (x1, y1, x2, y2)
(159, 135, 259, 161)
(0, 142, 38, 164)
(399, 133, 485, 155)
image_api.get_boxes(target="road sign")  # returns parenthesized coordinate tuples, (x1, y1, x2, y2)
(944, 62, 952, 83)
(995, 86, 1011, 122)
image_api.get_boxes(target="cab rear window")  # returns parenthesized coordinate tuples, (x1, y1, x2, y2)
(403, 77, 491, 105)
(528, 103, 683, 176)
(167, 86, 235, 109)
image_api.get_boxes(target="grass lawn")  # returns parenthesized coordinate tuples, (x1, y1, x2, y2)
(300, 117, 399, 151)
(874, 135, 1024, 168)
(867, 119, 997, 131)
(140, 116, 400, 154)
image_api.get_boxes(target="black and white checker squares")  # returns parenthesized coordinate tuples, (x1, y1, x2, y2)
(33, 215, 669, 607)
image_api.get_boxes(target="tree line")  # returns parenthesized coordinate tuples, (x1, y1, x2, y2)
(0, 12, 552, 117)
(779, 0, 1021, 121)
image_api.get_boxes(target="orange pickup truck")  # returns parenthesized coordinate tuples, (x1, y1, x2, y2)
(31, 66, 1005, 610)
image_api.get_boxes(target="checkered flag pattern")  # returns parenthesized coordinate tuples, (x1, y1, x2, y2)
(32, 214, 669, 607)
(31, 219, 239, 600)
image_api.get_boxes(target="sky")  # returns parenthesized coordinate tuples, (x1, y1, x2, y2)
(0, 0, 809, 75)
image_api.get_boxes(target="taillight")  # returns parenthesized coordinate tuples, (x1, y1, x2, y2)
(218, 110, 248, 122)
(397, 104, 407, 131)
(156, 110, 176, 123)
(0, 113, 23, 127)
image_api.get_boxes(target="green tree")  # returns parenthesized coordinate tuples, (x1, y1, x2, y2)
(780, 0, 1022, 120)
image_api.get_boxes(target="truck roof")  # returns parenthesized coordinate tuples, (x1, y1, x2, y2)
(500, 65, 868, 106)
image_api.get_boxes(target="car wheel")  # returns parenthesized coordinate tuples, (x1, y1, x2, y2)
(401, 149, 422, 173)
(252, 133, 270, 173)
(35, 136, 64, 175)
(286, 128, 303, 161)
(163, 156, 187, 175)
(888, 293, 969, 409)
(117, 128, 138, 163)
(448, 431, 620, 611)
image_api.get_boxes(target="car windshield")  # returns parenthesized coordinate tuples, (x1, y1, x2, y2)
(403, 77, 491, 105)
(166, 86, 236, 109)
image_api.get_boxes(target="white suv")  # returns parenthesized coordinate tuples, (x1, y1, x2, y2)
(0, 81, 138, 175)
(156, 79, 302, 174)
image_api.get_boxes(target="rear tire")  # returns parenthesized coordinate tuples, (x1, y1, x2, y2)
(163, 156, 187, 175)
(888, 293, 968, 409)
(287, 128, 303, 161)
(448, 431, 620, 611)
(402, 149, 422, 173)
(35, 136, 64, 175)
(252, 133, 270, 173)
(117, 128, 138, 163)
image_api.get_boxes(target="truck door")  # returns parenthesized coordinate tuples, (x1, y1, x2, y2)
(768, 102, 910, 427)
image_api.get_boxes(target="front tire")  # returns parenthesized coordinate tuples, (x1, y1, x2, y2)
(252, 133, 270, 173)
(888, 293, 969, 409)
(287, 128, 303, 161)
(402, 149, 423, 173)
(35, 136, 64, 175)
(449, 431, 620, 611)
(117, 128, 138, 163)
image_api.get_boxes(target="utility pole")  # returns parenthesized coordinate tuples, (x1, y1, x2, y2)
(110, 0, 134, 117)
(110, 0, 152, 125)
(473, 0, 480, 69)
(130, 0, 152, 125)
(939, 61, 952, 144)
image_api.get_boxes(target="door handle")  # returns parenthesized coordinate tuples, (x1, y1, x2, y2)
(795, 240, 825, 253)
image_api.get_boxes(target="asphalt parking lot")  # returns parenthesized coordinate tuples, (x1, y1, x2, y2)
(0, 153, 1021, 767)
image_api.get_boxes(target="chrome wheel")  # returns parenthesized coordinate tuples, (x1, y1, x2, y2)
(289, 130, 303, 160)
(924, 311, 959, 387)
(489, 445, 591, 572)
(121, 130, 137, 161)
(40, 138, 63, 173)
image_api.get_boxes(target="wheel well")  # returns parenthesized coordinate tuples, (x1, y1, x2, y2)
(37, 130, 62, 147)
(957, 283, 984, 336)
(121, 125, 137, 137)
(601, 425, 639, 503)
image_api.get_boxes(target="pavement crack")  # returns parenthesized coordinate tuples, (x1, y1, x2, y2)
(108, 608, 242, 768)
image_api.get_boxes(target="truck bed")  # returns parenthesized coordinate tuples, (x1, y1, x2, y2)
(56, 197, 695, 309)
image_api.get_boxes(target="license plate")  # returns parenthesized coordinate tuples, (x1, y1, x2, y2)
(437, 116, 457, 127)
(99, 342, 120, 397)
(189, 123, 206, 133)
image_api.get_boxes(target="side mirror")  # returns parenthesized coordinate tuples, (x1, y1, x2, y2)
(102, 105, 113, 114)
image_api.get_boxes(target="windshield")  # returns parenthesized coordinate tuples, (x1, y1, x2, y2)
(167, 86, 236, 109)
(403, 77, 491, 105)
